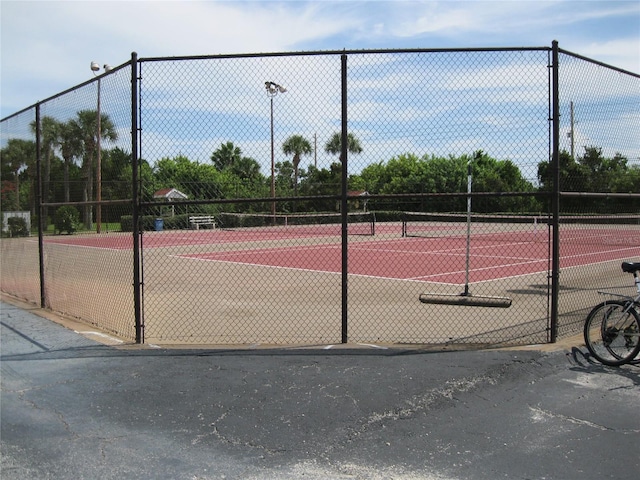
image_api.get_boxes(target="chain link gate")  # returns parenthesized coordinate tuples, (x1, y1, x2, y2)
(136, 49, 555, 346)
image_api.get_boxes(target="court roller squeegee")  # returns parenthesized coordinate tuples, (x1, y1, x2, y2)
(419, 160, 512, 309)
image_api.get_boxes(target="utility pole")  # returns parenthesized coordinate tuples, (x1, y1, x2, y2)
(569, 101, 575, 160)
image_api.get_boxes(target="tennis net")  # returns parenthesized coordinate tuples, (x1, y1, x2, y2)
(401, 212, 640, 247)
(218, 211, 376, 236)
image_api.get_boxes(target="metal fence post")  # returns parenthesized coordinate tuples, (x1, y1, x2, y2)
(35, 104, 46, 308)
(131, 51, 143, 344)
(550, 41, 561, 343)
(341, 53, 348, 344)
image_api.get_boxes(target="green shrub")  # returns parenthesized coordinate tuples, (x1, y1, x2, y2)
(120, 215, 133, 231)
(7, 216, 30, 237)
(54, 206, 80, 234)
(163, 215, 189, 230)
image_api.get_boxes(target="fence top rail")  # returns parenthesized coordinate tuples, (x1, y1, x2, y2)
(558, 47, 640, 78)
(139, 45, 552, 63)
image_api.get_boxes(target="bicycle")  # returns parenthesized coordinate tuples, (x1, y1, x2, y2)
(583, 261, 640, 367)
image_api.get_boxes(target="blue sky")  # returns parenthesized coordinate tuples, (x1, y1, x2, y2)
(1, 0, 638, 118)
(1, 1, 638, 180)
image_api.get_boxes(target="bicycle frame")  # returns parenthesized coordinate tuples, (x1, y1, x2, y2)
(584, 262, 640, 366)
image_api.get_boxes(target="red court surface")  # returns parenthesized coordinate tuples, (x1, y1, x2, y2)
(177, 236, 639, 284)
(43, 226, 640, 285)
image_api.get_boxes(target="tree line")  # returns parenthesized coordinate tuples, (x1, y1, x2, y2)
(2, 111, 639, 232)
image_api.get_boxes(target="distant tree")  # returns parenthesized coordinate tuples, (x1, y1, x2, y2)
(210, 142, 262, 188)
(537, 149, 584, 192)
(282, 135, 313, 197)
(58, 120, 83, 202)
(274, 160, 295, 194)
(360, 150, 536, 213)
(469, 150, 537, 213)
(155, 154, 260, 205)
(0, 139, 36, 210)
(579, 146, 631, 193)
(537, 145, 638, 212)
(324, 132, 363, 163)
(102, 148, 136, 200)
(70, 110, 118, 228)
(211, 142, 242, 171)
(229, 157, 261, 182)
(30, 116, 61, 203)
(298, 163, 345, 212)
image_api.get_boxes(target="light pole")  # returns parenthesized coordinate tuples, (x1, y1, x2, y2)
(265, 81, 287, 219)
(90, 61, 112, 233)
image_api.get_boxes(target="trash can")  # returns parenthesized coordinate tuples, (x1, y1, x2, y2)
(154, 218, 164, 231)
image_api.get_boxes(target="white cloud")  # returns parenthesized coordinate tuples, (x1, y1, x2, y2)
(0, 0, 357, 116)
(576, 38, 640, 73)
(387, 0, 639, 57)
(1, 0, 638, 121)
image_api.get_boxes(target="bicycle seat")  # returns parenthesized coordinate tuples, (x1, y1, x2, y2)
(621, 262, 640, 274)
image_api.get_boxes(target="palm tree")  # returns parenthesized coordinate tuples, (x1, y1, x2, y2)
(211, 141, 242, 171)
(30, 116, 61, 204)
(58, 120, 83, 203)
(282, 135, 313, 197)
(324, 132, 363, 163)
(231, 157, 261, 182)
(73, 110, 118, 228)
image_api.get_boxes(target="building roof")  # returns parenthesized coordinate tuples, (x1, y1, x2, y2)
(348, 190, 369, 196)
(153, 188, 188, 200)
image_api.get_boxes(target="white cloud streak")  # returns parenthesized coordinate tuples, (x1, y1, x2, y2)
(1, 0, 638, 119)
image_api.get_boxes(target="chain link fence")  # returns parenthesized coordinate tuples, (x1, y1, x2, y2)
(2, 45, 638, 347)
(1, 108, 42, 305)
(553, 50, 640, 338)
(1, 64, 136, 339)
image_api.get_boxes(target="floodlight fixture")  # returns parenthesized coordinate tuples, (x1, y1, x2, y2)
(91, 62, 112, 76)
(265, 81, 287, 96)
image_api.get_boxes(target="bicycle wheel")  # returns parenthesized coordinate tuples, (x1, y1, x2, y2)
(583, 300, 640, 366)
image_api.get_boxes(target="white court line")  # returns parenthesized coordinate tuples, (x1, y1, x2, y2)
(323, 343, 388, 350)
(406, 258, 548, 281)
(75, 331, 124, 343)
(357, 343, 389, 350)
(37, 239, 126, 252)
(170, 253, 548, 285)
(169, 254, 342, 277)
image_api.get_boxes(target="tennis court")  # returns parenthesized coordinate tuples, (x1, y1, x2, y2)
(44, 218, 638, 286)
(30, 216, 638, 346)
(177, 232, 636, 284)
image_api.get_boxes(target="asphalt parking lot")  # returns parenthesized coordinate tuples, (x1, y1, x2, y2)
(1, 299, 639, 480)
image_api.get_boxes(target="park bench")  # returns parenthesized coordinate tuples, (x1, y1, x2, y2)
(189, 215, 216, 230)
